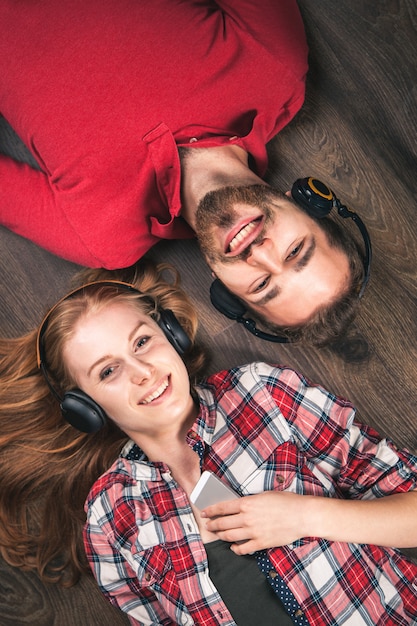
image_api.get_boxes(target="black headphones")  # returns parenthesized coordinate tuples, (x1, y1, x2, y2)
(36, 280, 191, 433)
(210, 177, 372, 343)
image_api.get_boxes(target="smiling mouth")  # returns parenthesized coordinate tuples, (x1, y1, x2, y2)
(226, 217, 263, 255)
(139, 377, 169, 405)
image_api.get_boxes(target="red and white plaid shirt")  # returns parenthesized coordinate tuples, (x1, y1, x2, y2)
(84, 363, 417, 625)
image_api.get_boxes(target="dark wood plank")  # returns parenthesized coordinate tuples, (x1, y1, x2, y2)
(0, 559, 128, 626)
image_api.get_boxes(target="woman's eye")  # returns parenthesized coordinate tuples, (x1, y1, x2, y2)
(100, 366, 114, 380)
(136, 336, 150, 349)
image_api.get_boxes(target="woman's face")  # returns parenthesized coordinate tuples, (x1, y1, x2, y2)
(63, 301, 196, 440)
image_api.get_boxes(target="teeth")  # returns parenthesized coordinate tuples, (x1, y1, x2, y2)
(140, 379, 169, 405)
(229, 221, 257, 252)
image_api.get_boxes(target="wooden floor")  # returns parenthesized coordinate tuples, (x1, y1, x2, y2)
(0, 0, 416, 623)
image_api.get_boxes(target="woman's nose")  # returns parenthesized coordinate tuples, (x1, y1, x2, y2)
(129, 360, 153, 385)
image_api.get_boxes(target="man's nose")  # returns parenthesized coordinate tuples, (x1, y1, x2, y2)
(246, 239, 280, 270)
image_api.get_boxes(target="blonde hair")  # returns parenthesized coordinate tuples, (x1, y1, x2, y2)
(0, 260, 208, 585)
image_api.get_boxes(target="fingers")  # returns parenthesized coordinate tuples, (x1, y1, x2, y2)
(205, 517, 255, 549)
(201, 501, 250, 544)
(230, 540, 257, 555)
(203, 506, 246, 535)
(200, 498, 241, 519)
(199, 491, 307, 552)
(202, 501, 258, 548)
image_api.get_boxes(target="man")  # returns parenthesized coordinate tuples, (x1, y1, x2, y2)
(0, 0, 362, 342)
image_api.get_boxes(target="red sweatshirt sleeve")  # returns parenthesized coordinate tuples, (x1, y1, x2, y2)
(0, 153, 103, 266)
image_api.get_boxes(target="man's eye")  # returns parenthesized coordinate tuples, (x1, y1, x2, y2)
(287, 243, 302, 260)
(255, 277, 270, 292)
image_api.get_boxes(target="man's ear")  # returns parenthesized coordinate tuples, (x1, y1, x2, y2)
(285, 190, 291, 197)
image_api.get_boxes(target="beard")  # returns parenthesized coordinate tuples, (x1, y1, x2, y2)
(195, 199, 237, 265)
(195, 184, 277, 265)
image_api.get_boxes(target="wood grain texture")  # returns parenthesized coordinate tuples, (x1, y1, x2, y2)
(0, 0, 416, 621)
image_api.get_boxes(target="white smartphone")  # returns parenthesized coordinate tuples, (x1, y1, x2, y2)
(190, 471, 239, 509)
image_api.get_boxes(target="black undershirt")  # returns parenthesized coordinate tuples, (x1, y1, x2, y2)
(205, 540, 294, 625)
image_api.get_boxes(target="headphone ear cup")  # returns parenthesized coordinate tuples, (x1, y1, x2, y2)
(61, 389, 108, 433)
(210, 279, 289, 343)
(210, 279, 247, 320)
(158, 309, 191, 355)
(291, 177, 333, 218)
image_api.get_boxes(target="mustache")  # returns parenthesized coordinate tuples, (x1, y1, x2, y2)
(228, 221, 270, 262)
(196, 202, 274, 264)
(215, 230, 266, 264)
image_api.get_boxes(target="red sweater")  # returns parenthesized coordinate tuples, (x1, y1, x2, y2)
(0, 0, 308, 268)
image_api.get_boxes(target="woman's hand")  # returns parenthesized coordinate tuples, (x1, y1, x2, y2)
(201, 491, 311, 554)
(202, 490, 417, 553)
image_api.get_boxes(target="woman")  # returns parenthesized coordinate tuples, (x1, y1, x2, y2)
(1, 261, 417, 625)
(0, 260, 207, 585)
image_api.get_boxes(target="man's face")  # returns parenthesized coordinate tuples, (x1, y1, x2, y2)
(195, 187, 351, 327)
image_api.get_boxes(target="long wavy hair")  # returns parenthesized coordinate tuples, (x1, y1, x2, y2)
(0, 260, 208, 586)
